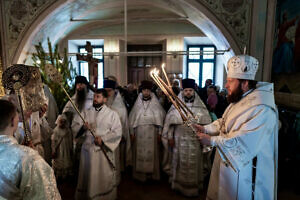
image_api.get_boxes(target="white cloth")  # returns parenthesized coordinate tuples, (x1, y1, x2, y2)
(17, 112, 53, 164)
(63, 89, 94, 137)
(44, 84, 59, 129)
(204, 82, 278, 200)
(51, 124, 73, 179)
(14, 123, 25, 144)
(0, 135, 61, 200)
(107, 91, 131, 184)
(62, 89, 94, 171)
(129, 93, 165, 181)
(75, 105, 122, 200)
(31, 112, 53, 165)
(162, 92, 211, 196)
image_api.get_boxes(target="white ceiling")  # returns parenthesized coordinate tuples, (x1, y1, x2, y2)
(31, 0, 203, 47)
(17, 0, 236, 64)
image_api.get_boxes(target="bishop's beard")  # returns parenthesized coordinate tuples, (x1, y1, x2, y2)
(75, 88, 87, 111)
(227, 84, 243, 103)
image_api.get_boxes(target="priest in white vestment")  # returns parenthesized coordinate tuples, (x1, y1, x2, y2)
(104, 79, 131, 184)
(75, 89, 122, 200)
(0, 99, 61, 200)
(162, 78, 212, 197)
(10, 87, 53, 165)
(31, 105, 53, 165)
(52, 114, 73, 179)
(129, 80, 165, 181)
(62, 76, 94, 173)
(17, 104, 53, 164)
(195, 55, 278, 200)
(41, 88, 58, 165)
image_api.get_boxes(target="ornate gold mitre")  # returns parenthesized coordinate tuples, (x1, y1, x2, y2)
(20, 66, 47, 112)
(0, 58, 5, 97)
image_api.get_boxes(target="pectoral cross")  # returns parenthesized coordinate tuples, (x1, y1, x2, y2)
(76, 41, 101, 88)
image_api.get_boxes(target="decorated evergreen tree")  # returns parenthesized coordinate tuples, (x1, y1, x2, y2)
(32, 37, 77, 112)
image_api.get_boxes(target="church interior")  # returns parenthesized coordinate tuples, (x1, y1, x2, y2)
(0, 0, 300, 199)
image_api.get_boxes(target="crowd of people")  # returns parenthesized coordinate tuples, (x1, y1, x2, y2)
(0, 54, 278, 200)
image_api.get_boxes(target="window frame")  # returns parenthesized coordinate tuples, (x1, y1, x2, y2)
(186, 45, 216, 87)
(77, 45, 104, 87)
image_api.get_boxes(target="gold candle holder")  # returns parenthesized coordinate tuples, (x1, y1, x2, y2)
(150, 67, 236, 172)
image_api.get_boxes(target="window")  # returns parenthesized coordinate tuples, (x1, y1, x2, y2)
(78, 45, 104, 88)
(187, 45, 216, 87)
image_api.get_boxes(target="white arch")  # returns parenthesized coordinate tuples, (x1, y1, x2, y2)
(13, 0, 238, 64)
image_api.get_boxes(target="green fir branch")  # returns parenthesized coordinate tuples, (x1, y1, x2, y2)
(32, 38, 77, 112)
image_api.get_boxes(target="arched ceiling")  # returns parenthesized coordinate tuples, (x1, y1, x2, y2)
(28, 0, 197, 47)
(3, 0, 249, 64)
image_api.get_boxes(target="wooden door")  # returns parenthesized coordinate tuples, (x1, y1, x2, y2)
(127, 44, 162, 86)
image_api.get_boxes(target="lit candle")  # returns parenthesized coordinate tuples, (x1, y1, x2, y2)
(151, 69, 187, 121)
(161, 63, 171, 87)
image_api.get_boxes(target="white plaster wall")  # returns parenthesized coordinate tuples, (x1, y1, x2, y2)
(104, 37, 120, 84)
(68, 40, 79, 74)
(118, 40, 127, 86)
(166, 36, 184, 74)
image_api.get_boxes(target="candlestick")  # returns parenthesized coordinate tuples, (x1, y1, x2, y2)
(161, 63, 171, 87)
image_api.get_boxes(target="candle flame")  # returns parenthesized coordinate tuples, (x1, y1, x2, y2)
(152, 68, 158, 76)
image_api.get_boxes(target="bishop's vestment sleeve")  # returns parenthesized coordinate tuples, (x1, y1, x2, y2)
(101, 112, 122, 152)
(204, 118, 222, 136)
(20, 155, 61, 200)
(210, 105, 276, 172)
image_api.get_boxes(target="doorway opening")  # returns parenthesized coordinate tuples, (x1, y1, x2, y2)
(127, 44, 162, 86)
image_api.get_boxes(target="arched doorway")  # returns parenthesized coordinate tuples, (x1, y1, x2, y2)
(12, 0, 239, 66)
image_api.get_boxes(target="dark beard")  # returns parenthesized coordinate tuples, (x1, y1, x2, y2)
(93, 102, 103, 108)
(142, 95, 151, 101)
(75, 89, 87, 111)
(227, 84, 243, 103)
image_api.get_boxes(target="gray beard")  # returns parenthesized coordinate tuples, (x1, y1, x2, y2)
(106, 95, 114, 107)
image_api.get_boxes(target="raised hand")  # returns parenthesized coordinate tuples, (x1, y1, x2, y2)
(192, 124, 205, 133)
(94, 136, 102, 146)
(197, 132, 211, 145)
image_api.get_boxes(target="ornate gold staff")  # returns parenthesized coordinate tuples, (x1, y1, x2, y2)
(2, 64, 32, 145)
(45, 64, 115, 170)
